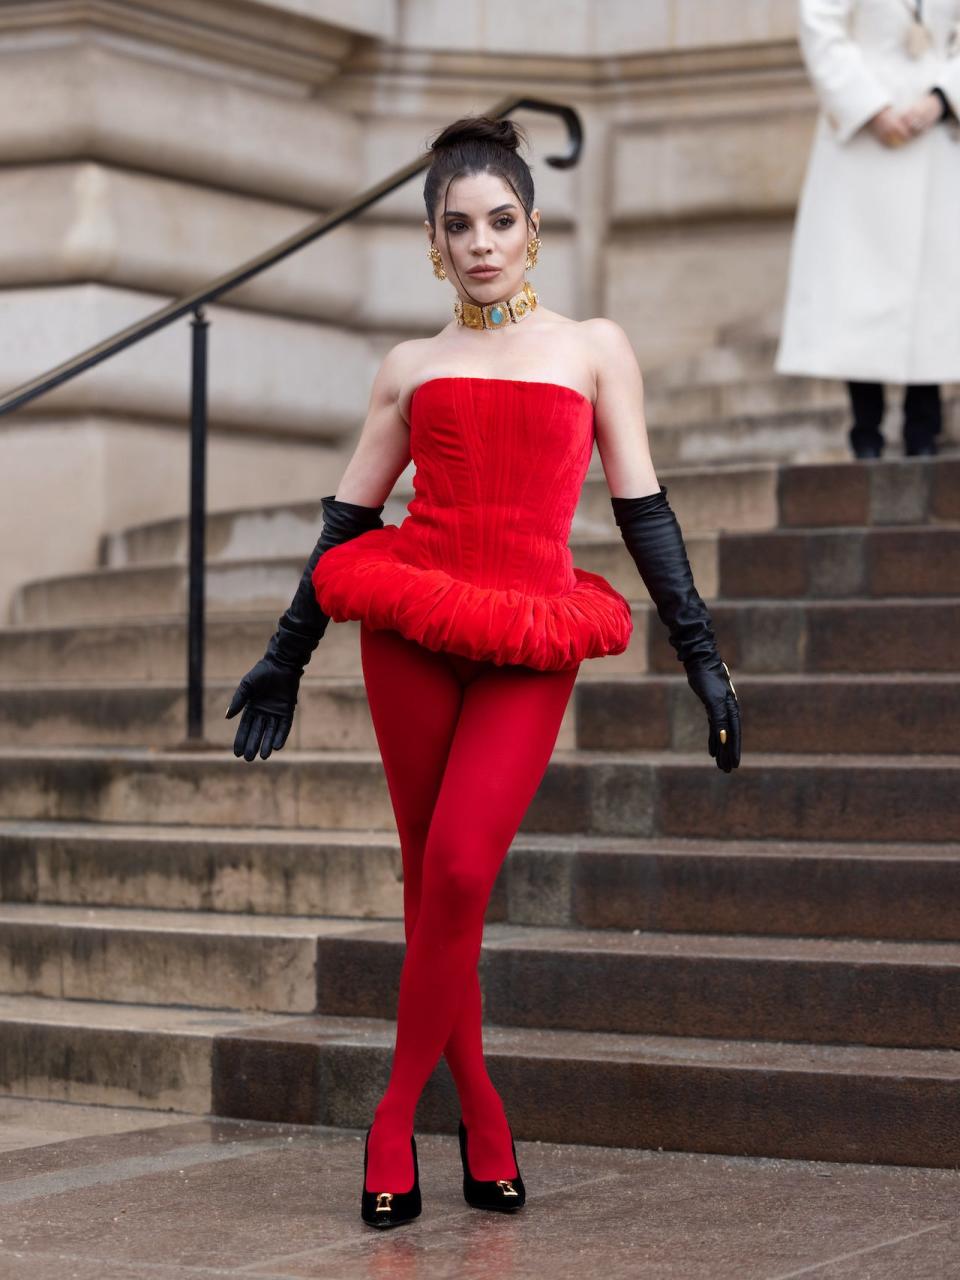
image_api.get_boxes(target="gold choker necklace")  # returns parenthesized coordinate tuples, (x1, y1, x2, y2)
(454, 280, 538, 330)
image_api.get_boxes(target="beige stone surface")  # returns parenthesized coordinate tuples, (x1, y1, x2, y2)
(399, 0, 800, 55)
(0, 44, 362, 203)
(0, 1097, 193, 1154)
(0, 163, 361, 320)
(0, 1116, 958, 1277)
(613, 109, 814, 221)
(0, 284, 373, 430)
(0, 416, 346, 624)
(607, 221, 793, 371)
(251, 0, 396, 38)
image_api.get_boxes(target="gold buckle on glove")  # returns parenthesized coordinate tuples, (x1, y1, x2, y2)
(719, 662, 738, 745)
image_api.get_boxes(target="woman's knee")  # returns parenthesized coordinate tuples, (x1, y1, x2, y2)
(421, 844, 497, 925)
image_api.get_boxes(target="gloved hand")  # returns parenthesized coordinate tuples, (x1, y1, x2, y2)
(686, 657, 741, 773)
(226, 493, 385, 761)
(610, 485, 741, 772)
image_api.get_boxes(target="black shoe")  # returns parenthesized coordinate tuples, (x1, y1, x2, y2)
(458, 1116, 526, 1212)
(852, 441, 883, 459)
(905, 440, 938, 457)
(360, 1126, 422, 1228)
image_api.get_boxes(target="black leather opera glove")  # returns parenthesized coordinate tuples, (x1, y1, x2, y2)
(610, 485, 741, 772)
(226, 493, 385, 762)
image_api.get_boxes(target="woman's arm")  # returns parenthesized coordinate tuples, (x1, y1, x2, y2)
(224, 344, 413, 762)
(586, 319, 740, 772)
(331, 341, 414, 507)
(798, 0, 892, 143)
(588, 317, 660, 501)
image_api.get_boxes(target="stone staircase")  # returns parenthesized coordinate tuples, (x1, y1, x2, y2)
(1, 446, 959, 1169)
(642, 315, 960, 465)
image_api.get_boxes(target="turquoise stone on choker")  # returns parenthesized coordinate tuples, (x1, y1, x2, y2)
(454, 280, 538, 330)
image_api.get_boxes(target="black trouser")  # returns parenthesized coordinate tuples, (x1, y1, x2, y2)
(847, 381, 942, 454)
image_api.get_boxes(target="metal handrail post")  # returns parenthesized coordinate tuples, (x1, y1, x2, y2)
(187, 307, 209, 741)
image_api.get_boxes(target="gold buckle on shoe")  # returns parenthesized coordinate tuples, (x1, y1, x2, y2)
(375, 1192, 394, 1212)
(496, 1180, 519, 1196)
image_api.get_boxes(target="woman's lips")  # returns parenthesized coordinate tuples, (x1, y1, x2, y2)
(468, 267, 500, 276)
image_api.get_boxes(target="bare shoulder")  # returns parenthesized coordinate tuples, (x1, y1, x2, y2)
(578, 318, 643, 389)
(372, 338, 427, 395)
(367, 338, 434, 419)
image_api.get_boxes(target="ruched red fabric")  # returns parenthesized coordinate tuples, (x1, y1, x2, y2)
(311, 376, 634, 671)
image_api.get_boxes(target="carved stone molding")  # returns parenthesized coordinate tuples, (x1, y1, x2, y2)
(0, 0, 372, 86)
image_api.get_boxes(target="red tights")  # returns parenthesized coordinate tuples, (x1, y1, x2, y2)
(358, 621, 579, 1193)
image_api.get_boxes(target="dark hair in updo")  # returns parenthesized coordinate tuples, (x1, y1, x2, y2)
(423, 115, 536, 306)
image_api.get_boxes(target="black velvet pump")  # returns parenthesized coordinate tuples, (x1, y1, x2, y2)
(360, 1126, 422, 1228)
(458, 1116, 526, 1211)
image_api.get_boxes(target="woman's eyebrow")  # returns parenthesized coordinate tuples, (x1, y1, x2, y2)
(443, 203, 518, 218)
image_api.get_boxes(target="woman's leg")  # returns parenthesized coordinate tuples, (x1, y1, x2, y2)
(847, 380, 885, 457)
(903, 383, 941, 455)
(361, 624, 562, 1189)
(362, 636, 579, 1190)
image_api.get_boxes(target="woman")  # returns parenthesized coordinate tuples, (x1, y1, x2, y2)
(775, 0, 960, 458)
(225, 116, 740, 1229)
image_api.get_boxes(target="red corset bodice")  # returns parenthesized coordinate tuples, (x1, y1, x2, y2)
(311, 376, 633, 670)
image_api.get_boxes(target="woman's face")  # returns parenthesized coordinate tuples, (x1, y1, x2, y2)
(424, 169, 539, 303)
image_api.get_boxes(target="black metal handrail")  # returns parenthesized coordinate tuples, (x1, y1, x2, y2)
(0, 94, 583, 742)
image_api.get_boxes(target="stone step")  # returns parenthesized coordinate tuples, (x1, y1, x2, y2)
(0, 676, 429, 753)
(775, 456, 960, 527)
(5, 820, 958, 941)
(2, 905, 959, 1050)
(645, 336, 781, 390)
(580, 673, 960, 756)
(2, 673, 957, 756)
(0, 747, 956, 842)
(0, 992, 299, 1113)
(313, 919, 960, 1050)
(1, 596, 955, 685)
(644, 371, 848, 428)
(717, 525, 960, 600)
(12, 539, 717, 625)
(4, 994, 957, 1166)
(0, 821, 406, 920)
(15, 521, 960, 628)
(642, 332, 778, 386)
(98, 468, 774, 568)
(0, 903, 345, 1014)
(98, 456, 960, 571)
(650, 405, 852, 467)
(681, 597, 960, 675)
(213, 1008, 960, 1168)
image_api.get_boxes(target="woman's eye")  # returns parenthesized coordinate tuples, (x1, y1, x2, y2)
(445, 217, 515, 233)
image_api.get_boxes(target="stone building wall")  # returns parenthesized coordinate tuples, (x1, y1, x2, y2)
(0, 0, 814, 618)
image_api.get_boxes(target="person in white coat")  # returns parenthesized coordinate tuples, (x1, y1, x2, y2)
(775, 1, 960, 458)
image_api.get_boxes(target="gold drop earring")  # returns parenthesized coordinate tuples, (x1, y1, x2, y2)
(428, 243, 446, 280)
(525, 236, 541, 270)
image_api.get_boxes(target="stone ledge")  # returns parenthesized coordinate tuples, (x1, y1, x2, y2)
(0, 43, 362, 203)
(0, 0, 375, 86)
(0, 284, 374, 432)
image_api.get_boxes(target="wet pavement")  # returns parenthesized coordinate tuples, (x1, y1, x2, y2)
(0, 1099, 957, 1278)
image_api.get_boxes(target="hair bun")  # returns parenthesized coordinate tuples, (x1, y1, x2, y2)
(429, 115, 527, 155)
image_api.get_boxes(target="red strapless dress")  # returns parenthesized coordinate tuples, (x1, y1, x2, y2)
(311, 376, 634, 671)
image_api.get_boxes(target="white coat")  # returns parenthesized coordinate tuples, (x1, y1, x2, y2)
(775, 0, 960, 383)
